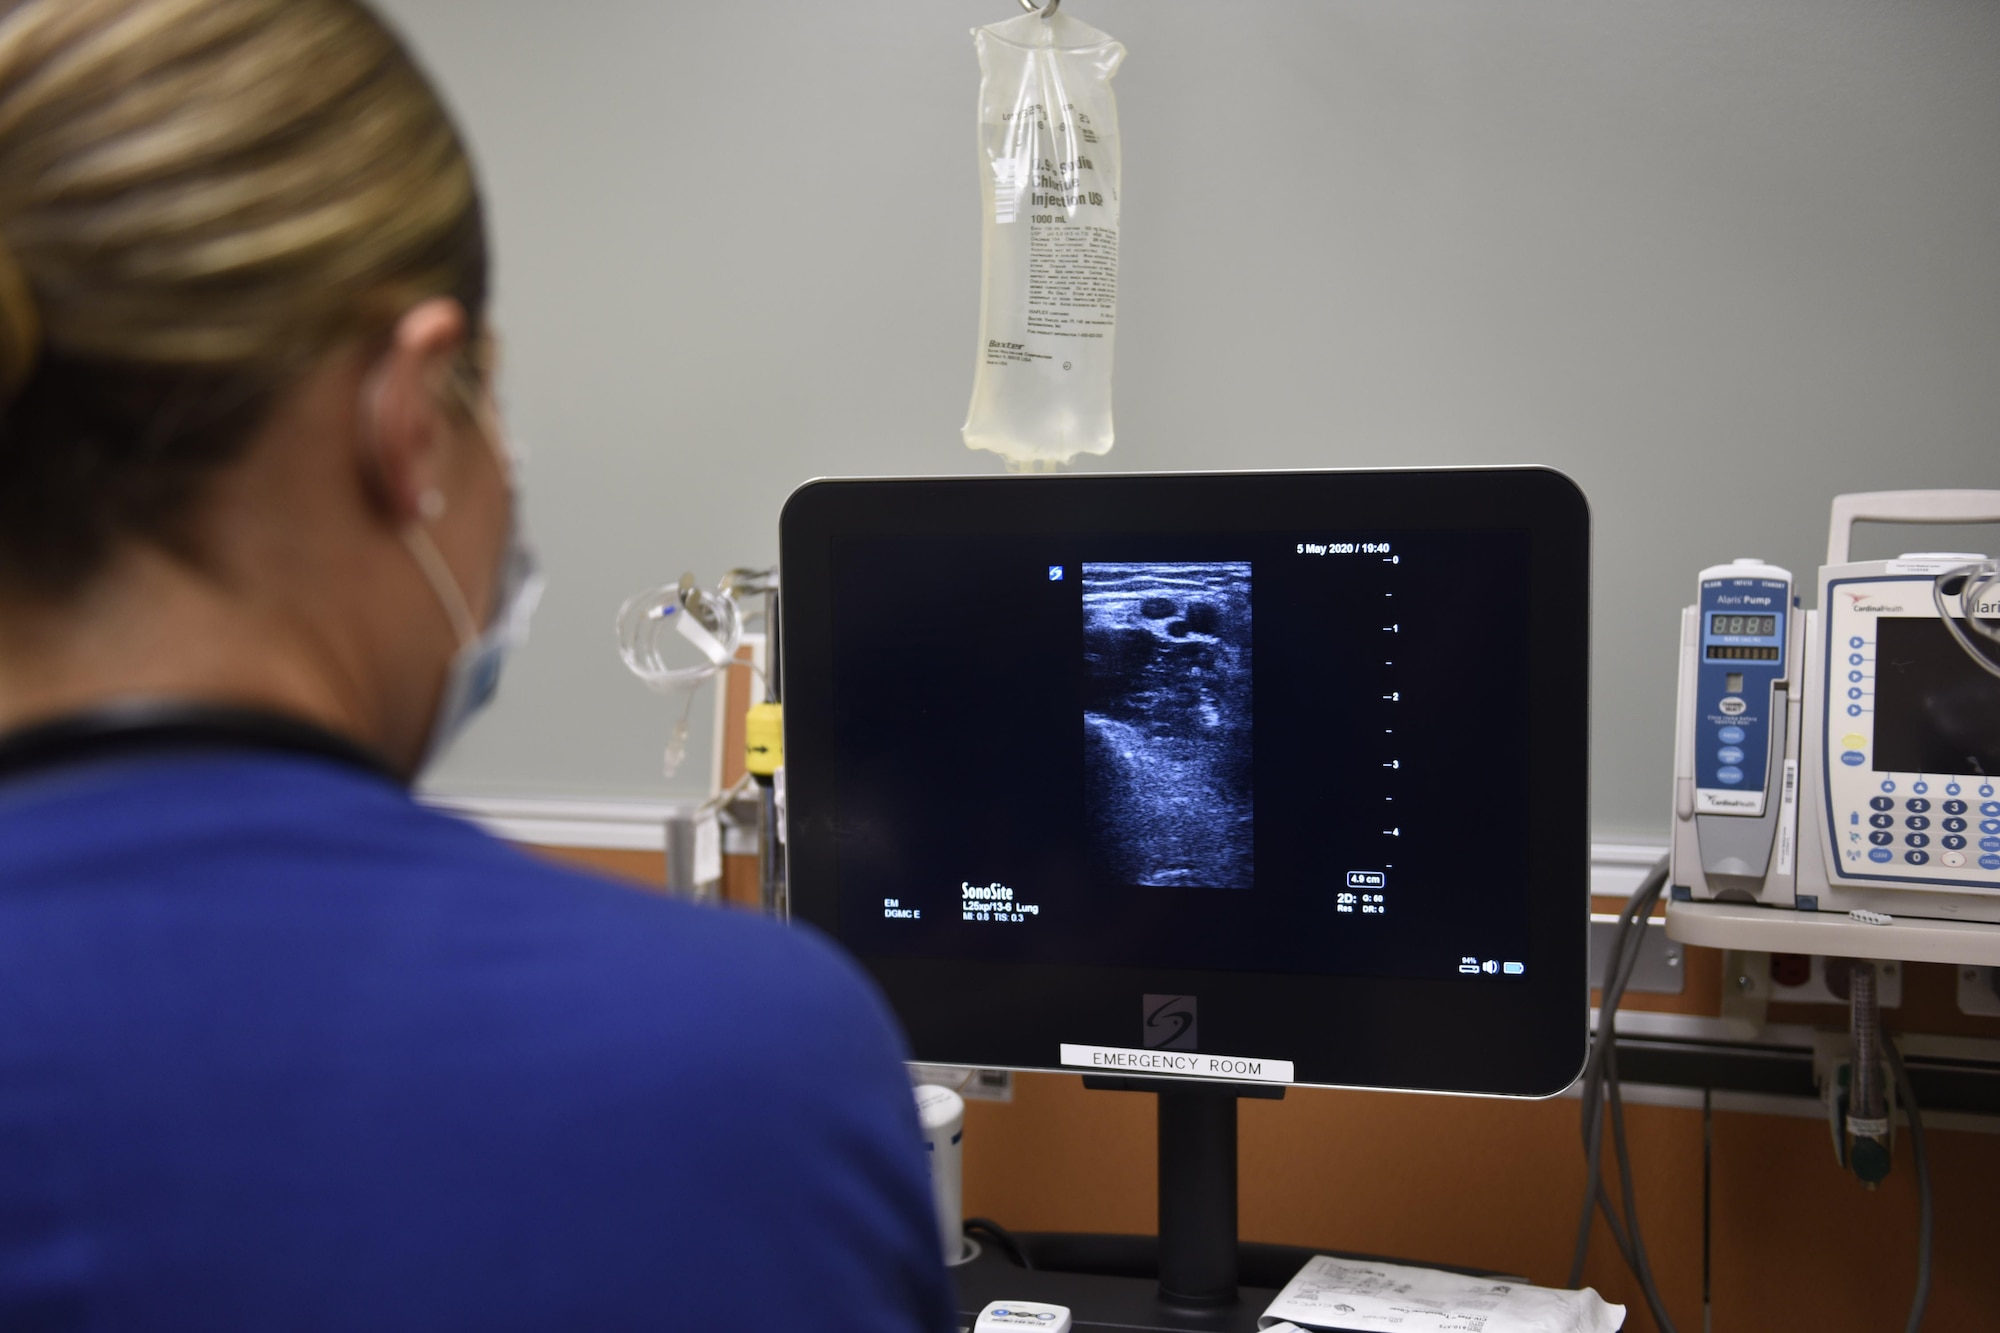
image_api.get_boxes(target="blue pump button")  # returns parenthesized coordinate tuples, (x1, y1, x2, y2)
(1718, 726, 1746, 745)
(1870, 796, 1894, 812)
(1841, 751, 1866, 766)
(1717, 747, 1745, 765)
(1984, 854, 2000, 871)
(1716, 766, 1744, 785)
(1869, 848, 1893, 863)
(1906, 850, 1930, 865)
(1983, 802, 2000, 817)
(1983, 837, 2000, 853)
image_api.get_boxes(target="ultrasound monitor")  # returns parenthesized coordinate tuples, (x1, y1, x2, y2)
(783, 467, 1591, 1100)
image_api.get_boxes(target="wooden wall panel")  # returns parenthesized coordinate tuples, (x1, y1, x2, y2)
(962, 1071, 2000, 1333)
(512, 858, 2000, 1329)
(523, 843, 665, 888)
(526, 843, 762, 908)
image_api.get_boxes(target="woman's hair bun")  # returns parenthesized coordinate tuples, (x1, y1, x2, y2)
(0, 0, 488, 594)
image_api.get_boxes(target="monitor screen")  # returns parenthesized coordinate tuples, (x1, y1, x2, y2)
(782, 469, 1591, 1097)
(828, 534, 1528, 981)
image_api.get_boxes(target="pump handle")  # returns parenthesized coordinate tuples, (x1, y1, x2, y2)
(1826, 490, 2000, 565)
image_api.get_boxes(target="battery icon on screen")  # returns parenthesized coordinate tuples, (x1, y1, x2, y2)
(1503, 961, 1525, 976)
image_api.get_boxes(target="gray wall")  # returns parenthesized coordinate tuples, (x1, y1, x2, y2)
(382, 0, 2000, 842)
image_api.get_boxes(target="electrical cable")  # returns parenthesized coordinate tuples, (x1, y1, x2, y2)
(1568, 859, 1661, 1282)
(1932, 562, 2000, 681)
(1604, 1032, 1676, 1333)
(1885, 1043, 1932, 1333)
(963, 1218, 1033, 1271)
(1569, 856, 1680, 1333)
(1576, 863, 1937, 1332)
(1701, 1088, 1712, 1333)
(693, 769, 755, 820)
(1571, 918, 1649, 1283)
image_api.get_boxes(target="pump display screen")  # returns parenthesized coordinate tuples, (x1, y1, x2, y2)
(1873, 617, 2000, 777)
(1711, 614, 1777, 637)
(817, 527, 1532, 983)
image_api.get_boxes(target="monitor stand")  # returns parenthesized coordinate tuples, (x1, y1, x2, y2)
(1110, 1075, 1287, 1308)
(954, 1076, 1287, 1333)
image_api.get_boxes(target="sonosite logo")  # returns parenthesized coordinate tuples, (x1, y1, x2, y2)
(1143, 995, 1197, 1051)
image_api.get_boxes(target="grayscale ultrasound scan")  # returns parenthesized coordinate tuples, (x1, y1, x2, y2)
(1081, 562, 1255, 889)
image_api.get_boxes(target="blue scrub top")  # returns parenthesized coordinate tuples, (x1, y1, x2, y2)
(0, 746, 954, 1332)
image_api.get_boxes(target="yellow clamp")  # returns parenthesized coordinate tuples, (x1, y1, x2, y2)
(745, 701, 784, 778)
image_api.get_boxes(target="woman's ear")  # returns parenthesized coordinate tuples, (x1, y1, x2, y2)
(356, 298, 473, 528)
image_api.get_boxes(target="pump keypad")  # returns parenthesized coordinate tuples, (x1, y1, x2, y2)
(1821, 574, 2000, 894)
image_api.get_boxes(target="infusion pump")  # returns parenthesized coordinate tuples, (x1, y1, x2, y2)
(1668, 491, 2000, 964)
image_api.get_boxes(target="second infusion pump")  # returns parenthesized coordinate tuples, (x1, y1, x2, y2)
(1672, 491, 2000, 930)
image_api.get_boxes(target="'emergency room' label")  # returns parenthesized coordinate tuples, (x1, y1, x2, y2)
(1060, 1043, 1293, 1083)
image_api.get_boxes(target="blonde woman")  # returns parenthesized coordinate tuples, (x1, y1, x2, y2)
(0, 2, 951, 1327)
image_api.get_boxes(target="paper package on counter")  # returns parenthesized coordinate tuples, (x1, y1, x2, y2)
(1260, 1256, 1624, 1333)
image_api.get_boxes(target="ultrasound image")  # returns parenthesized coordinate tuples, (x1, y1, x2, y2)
(1082, 562, 1254, 888)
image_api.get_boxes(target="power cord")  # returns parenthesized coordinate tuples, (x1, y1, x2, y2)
(1886, 1042, 1932, 1333)
(1574, 858, 1937, 1333)
(1568, 855, 1678, 1332)
(964, 1217, 1032, 1270)
(1933, 561, 2000, 681)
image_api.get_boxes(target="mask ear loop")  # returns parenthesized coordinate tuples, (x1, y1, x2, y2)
(359, 358, 483, 650)
(402, 523, 481, 648)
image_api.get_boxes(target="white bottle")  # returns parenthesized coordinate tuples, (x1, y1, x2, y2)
(912, 1084, 966, 1265)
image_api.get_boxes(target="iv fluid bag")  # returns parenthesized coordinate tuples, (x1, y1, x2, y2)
(963, 11, 1125, 469)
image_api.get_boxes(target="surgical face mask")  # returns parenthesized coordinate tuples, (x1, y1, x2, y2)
(399, 383, 545, 771)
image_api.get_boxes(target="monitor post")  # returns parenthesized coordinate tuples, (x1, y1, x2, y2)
(1082, 1074, 1286, 1312)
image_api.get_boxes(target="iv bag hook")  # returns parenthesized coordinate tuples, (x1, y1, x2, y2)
(1017, 0, 1061, 17)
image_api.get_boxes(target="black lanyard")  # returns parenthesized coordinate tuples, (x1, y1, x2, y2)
(0, 702, 401, 787)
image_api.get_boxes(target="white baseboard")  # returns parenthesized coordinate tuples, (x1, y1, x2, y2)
(421, 794, 685, 851)
(1591, 841, 1670, 898)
